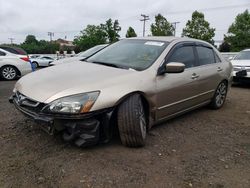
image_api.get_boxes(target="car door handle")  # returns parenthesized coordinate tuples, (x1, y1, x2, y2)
(191, 73, 199, 79)
(217, 67, 223, 72)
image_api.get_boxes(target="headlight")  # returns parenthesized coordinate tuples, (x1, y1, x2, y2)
(43, 91, 100, 114)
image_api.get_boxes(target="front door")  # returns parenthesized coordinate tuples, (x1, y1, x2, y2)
(155, 44, 201, 121)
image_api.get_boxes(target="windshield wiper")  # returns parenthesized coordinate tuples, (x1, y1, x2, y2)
(89, 61, 128, 69)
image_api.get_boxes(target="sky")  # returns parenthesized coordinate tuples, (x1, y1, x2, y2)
(0, 0, 249, 44)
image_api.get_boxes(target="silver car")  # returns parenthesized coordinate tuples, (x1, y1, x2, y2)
(9, 37, 233, 147)
(231, 49, 250, 83)
(0, 48, 32, 80)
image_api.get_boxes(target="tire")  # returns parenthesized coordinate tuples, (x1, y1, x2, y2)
(117, 94, 147, 147)
(0, 66, 18, 80)
(210, 81, 228, 109)
(32, 62, 39, 68)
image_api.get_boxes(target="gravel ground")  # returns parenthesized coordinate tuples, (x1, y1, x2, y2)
(0, 81, 249, 188)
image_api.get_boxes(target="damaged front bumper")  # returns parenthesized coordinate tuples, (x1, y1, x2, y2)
(9, 93, 114, 147)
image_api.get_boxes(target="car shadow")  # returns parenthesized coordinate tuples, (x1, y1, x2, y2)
(232, 82, 250, 89)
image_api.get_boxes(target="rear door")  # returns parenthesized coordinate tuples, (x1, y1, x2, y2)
(192, 44, 222, 103)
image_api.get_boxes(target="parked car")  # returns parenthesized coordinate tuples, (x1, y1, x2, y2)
(9, 37, 232, 147)
(51, 44, 108, 65)
(0, 48, 32, 80)
(30, 56, 54, 67)
(230, 49, 250, 83)
(0, 46, 28, 59)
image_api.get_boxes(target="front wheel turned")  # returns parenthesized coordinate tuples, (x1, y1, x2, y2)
(117, 94, 147, 147)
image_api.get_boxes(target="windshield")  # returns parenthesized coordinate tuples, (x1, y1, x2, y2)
(87, 39, 169, 71)
(234, 51, 250, 60)
(77, 45, 107, 57)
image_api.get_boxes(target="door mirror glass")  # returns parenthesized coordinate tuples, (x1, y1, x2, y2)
(165, 62, 185, 73)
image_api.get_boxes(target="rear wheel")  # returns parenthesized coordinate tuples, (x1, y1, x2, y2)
(0, 66, 18, 80)
(32, 62, 39, 69)
(210, 81, 228, 109)
(117, 94, 147, 147)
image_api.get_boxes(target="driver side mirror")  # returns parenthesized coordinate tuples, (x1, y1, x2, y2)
(157, 62, 185, 75)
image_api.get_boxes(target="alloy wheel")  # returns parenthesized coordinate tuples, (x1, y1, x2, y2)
(2, 67, 17, 80)
(138, 101, 147, 140)
(215, 82, 227, 107)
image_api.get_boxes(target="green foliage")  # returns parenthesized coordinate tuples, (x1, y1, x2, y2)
(219, 41, 231, 52)
(20, 35, 60, 54)
(151, 14, 174, 36)
(73, 25, 107, 51)
(182, 11, 215, 44)
(74, 18, 121, 51)
(224, 10, 250, 52)
(104, 19, 121, 42)
(126, 27, 137, 38)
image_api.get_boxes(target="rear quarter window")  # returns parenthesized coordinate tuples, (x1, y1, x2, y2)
(0, 47, 27, 55)
(0, 51, 6, 56)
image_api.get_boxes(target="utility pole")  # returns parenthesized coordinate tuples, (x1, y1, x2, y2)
(48, 32, 54, 41)
(8, 38, 15, 44)
(140, 14, 150, 37)
(171, 22, 180, 36)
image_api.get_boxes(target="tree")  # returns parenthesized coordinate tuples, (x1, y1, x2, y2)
(182, 11, 215, 44)
(20, 35, 60, 54)
(219, 41, 231, 52)
(104, 19, 121, 43)
(224, 10, 250, 51)
(126, 27, 137, 38)
(151, 14, 174, 36)
(73, 24, 107, 51)
(23, 35, 38, 45)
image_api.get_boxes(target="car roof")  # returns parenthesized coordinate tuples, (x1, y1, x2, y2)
(126, 36, 178, 42)
(125, 36, 212, 45)
(242, 49, 250, 52)
(0, 46, 27, 55)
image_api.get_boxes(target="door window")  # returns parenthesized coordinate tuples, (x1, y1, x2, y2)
(196, 46, 215, 65)
(167, 46, 196, 68)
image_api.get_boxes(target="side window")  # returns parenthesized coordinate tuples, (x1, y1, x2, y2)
(214, 53, 221, 63)
(0, 51, 6, 56)
(196, 46, 215, 65)
(167, 46, 196, 68)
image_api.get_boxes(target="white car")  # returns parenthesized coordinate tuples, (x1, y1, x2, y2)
(30, 56, 54, 67)
(231, 49, 250, 83)
(51, 44, 108, 65)
(0, 48, 32, 80)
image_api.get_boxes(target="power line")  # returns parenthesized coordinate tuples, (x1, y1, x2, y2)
(164, 3, 250, 15)
(140, 14, 150, 37)
(48, 32, 54, 41)
(8, 38, 15, 44)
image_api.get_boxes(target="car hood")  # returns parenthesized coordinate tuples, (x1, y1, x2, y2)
(231, 60, 250, 66)
(15, 61, 137, 103)
(51, 57, 84, 65)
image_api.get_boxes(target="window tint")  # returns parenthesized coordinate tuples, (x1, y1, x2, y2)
(215, 53, 221, 63)
(167, 46, 195, 68)
(0, 51, 6, 56)
(0, 47, 27, 55)
(196, 46, 215, 65)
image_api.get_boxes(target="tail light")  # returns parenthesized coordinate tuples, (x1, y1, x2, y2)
(20, 56, 30, 62)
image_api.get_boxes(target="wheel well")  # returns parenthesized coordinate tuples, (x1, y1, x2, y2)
(222, 79, 228, 86)
(0, 65, 21, 77)
(113, 91, 151, 126)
